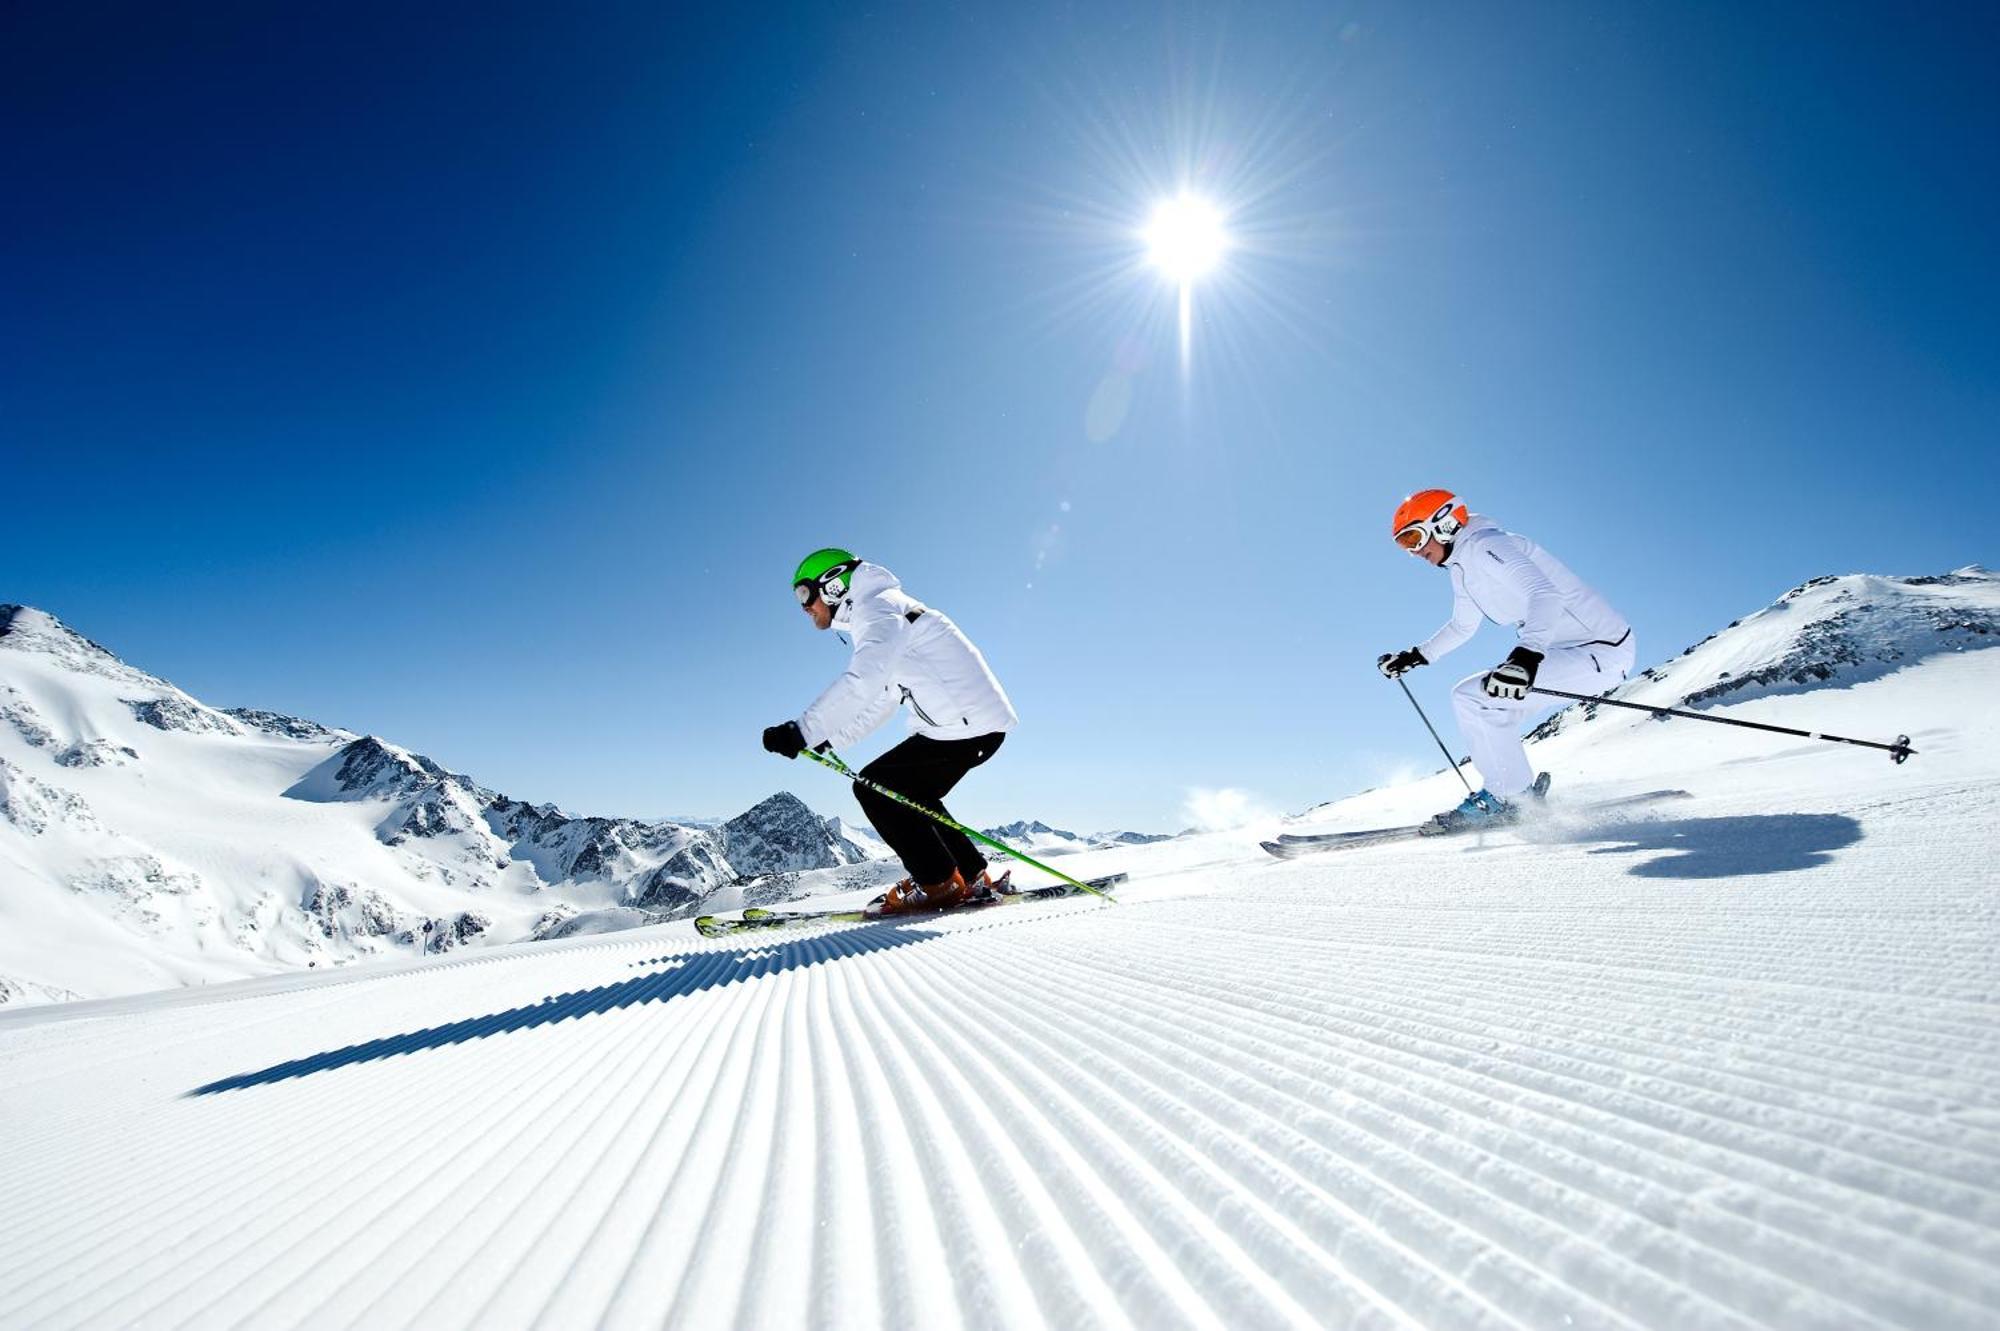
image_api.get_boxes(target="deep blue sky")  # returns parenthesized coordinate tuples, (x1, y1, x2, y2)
(5, 2, 1995, 830)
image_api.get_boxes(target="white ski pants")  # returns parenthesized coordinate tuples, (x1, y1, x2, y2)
(1450, 635, 1636, 798)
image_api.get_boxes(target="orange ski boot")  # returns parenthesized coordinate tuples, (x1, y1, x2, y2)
(878, 867, 969, 915)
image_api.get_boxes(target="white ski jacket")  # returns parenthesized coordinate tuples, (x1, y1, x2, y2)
(1419, 516, 1630, 661)
(797, 562, 1018, 752)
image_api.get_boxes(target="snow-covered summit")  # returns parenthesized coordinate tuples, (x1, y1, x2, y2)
(1669, 567, 1997, 704)
(1, 604, 119, 664)
(1529, 566, 1998, 744)
(1, 603, 179, 690)
(719, 792, 870, 873)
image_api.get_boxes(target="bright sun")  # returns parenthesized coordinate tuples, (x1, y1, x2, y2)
(1143, 194, 1229, 284)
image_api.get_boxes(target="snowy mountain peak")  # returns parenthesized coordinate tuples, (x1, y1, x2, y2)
(1529, 566, 1999, 744)
(290, 736, 456, 804)
(0, 605, 108, 659)
(0, 605, 161, 687)
(989, 818, 1066, 839)
(1664, 567, 1997, 706)
(718, 791, 869, 875)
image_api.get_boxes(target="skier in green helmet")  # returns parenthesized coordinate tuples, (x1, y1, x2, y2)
(763, 548, 1018, 913)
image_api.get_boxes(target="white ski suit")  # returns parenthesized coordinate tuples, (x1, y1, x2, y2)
(1418, 516, 1633, 798)
(797, 562, 1018, 753)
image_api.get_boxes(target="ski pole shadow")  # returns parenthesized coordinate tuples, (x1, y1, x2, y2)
(188, 919, 937, 1096)
(1576, 813, 1863, 879)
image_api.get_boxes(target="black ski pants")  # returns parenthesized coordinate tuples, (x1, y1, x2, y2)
(854, 732, 1006, 885)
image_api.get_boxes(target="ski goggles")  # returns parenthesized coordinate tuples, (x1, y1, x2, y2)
(1393, 522, 1432, 551)
(1393, 501, 1465, 552)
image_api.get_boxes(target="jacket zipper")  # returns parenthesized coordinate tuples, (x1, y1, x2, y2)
(901, 687, 942, 728)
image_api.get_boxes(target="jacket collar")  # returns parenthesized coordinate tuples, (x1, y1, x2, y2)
(831, 561, 902, 631)
(1441, 514, 1496, 565)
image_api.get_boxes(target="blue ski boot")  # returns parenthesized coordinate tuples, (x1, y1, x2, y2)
(1419, 774, 1550, 837)
(1420, 789, 1513, 836)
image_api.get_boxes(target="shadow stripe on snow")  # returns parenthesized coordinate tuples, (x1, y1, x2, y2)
(187, 922, 946, 1095)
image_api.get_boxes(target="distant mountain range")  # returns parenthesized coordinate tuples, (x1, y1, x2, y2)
(979, 819, 1175, 856)
(0, 605, 873, 1004)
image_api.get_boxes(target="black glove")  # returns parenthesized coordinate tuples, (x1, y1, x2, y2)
(1377, 647, 1427, 679)
(761, 720, 806, 759)
(1482, 646, 1544, 701)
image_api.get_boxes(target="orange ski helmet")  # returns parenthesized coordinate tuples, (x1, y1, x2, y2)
(1391, 489, 1468, 553)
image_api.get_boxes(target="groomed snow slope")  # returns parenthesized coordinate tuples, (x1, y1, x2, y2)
(3, 617, 1998, 1326)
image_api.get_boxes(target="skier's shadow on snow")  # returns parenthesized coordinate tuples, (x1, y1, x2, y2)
(187, 920, 940, 1096)
(1576, 813, 1863, 879)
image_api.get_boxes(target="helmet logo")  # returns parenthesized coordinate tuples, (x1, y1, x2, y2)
(1429, 500, 1463, 541)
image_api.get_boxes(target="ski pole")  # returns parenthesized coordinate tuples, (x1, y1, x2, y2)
(1529, 686, 1915, 764)
(795, 747, 1118, 901)
(1395, 677, 1480, 798)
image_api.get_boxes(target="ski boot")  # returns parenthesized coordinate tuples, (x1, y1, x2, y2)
(1419, 773, 1550, 837)
(964, 867, 1013, 903)
(1419, 788, 1515, 835)
(878, 867, 969, 915)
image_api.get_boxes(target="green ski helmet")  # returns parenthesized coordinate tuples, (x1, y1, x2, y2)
(792, 547, 860, 607)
